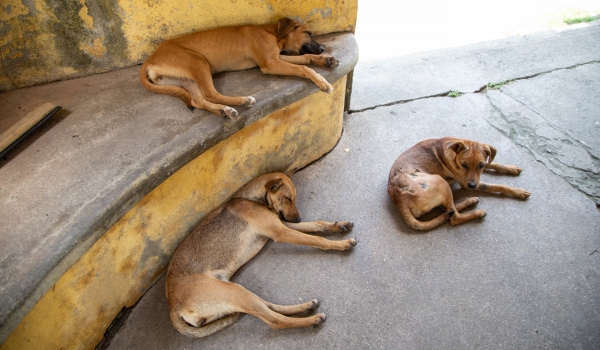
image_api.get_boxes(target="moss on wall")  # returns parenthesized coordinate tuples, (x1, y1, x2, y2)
(0, 0, 356, 91)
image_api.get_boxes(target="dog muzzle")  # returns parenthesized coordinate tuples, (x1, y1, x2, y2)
(300, 43, 325, 55)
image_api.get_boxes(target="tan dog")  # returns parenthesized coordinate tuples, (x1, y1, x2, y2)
(140, 18, 339, 118)
(387, 137, 531, 231)
(166, 172, 356, 337)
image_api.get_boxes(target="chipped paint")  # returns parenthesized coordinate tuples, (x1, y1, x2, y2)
(1, 0, 356, 91)
(79, 37, 107, 58)
(0, 0, 29, 21)
(78, 0, 94, 29)
(1, 77, 347, 350)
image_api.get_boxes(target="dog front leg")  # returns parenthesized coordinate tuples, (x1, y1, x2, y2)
(485, 162, 523, 175)
(282, 221, 353, 234)
(476, 182, 531, 199)
(279, 54, 339, 68)
(261, 60, 333, 93)
(267, 224, 356, 250)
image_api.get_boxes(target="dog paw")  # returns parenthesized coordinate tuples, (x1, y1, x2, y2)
(325, 56, 339, 68)
(243, 96, 256, 108)
(513, 188, 531, 199)
(345, 238, 357, 249)
(505, 165, 523, 175)
(321, 81, 333, 93)
(312, 313, 327, 327)
(220, 106, 239, 119)
(477, 210, 487, 218)
(334, 221, 354, 233)
(458, 197, 480, 210)
(310, 299, 320, 310)
(314, 75, 333, 93)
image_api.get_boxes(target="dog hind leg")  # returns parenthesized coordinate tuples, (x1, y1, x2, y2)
(454, 197, 480, 212)
(184, 54, 256, 110)
(231, 285, 326, 329)
(170, 275, 324, 337)
(448, 195, 486, 226)
(395, 200, 453, 231)
(391, 174, 456, 231)
(263, 299, 320, 316)
(182, 80, 240, 118)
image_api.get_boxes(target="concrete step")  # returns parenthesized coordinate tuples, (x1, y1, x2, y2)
(0, 32, 358, 349)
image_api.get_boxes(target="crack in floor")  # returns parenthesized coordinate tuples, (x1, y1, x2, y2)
(347, 91, 451, 114)
(483, 87, 600, 206)
(348, 60, 600, 114)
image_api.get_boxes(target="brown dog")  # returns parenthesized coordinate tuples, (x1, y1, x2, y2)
(166, 172, 356, 337)
(387, 137, 531, 231)
(140, 18, 339, 118)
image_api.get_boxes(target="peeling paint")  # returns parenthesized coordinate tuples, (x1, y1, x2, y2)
(78, 0, 94, 29)
(79, 37, 107, 58)
(0, 0, 29, 21)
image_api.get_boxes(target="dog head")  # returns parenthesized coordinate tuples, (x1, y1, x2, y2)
(264, 173, 301, 223)
(446, 139, 496, 189)
(277, 18, 325, 55)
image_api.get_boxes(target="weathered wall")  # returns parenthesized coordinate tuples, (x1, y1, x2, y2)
(0, 0, 357, 92)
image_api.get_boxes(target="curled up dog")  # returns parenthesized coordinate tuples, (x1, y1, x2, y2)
(387, 137, 531, 231)
(166, 172, 356, 337)
(140, 18, 339, 118)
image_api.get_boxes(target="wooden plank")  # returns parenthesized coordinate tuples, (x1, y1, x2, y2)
(0, 103, 61, 157)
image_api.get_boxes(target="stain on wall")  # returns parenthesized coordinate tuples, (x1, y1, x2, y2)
(0, 0, 356, 91)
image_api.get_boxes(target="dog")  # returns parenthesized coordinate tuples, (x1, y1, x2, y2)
(140, 18, 339, 118)
(387, 137, 531, 231)
(166, 172, 356, 337)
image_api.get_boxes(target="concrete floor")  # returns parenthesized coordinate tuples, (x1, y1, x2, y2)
(104, 23, 600, 350)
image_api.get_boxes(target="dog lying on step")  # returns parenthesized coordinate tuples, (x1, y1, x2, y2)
(140, 18, 339, 118)
(166, 172, 356, 337)
(387, 137, 530, 231)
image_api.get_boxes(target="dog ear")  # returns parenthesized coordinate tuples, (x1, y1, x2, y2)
(484, 144, 497, 164)
(283, 168, 297, 177)
(446, 140, 466, 154)
(266, 178, 284, 193)
(277, 18, 300, 39)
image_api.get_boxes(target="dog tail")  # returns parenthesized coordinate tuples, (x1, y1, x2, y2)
(397, 201, 452, 231)
(170, 311, 244, 338)
(139, 60, 194, 109)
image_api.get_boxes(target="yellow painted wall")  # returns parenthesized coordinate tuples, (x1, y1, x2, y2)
(0, 0, 357, 91)
(1, 77, 346, 350)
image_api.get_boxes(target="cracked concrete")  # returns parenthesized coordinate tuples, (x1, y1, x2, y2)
(350, 24, 600, 206)
(105, 24, 600, 350)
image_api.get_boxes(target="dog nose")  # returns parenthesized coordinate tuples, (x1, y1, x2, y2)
(318, 45, 324, 54)
(468, 182, 477, 189)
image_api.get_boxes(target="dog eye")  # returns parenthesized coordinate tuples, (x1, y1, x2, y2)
(478, 163, 485, 169)
(461, 162, 468, 169)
